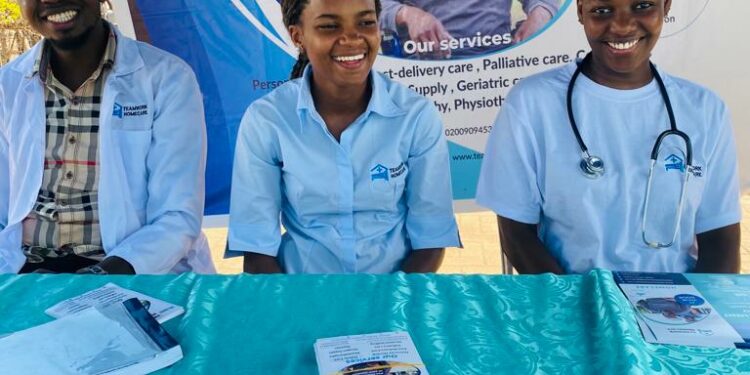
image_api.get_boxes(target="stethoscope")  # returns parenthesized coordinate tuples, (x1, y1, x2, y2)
(566, 54, 692, 249)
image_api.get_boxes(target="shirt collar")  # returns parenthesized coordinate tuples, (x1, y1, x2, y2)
(296, 65, 404, 120)
(32, 22, 118, 82)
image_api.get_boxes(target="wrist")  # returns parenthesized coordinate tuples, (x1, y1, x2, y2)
(529, 5, 553, 22)
(395, 5, 415, 27)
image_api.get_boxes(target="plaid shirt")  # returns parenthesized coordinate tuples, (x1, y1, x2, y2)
(21, 30, 117, 260)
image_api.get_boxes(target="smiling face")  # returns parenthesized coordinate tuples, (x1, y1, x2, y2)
(288, 0, 380, 91)
(19, 0, 104, 50)
(577, 0, 672, 88)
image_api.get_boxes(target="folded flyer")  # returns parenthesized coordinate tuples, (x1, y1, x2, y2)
(46, 283, 184, 324)
(314, 331, 428, 375)
(613, 272, 744, 348)
(685, 274, 750, 349)
(0, 298, 183, 374)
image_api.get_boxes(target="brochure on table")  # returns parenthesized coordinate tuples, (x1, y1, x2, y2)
(314, 331, 428, 375)
(46, 283, 184, 324)
(0, 298, 182, 375)
(613, 272, 745, 348)
(685, 274, 750, 349)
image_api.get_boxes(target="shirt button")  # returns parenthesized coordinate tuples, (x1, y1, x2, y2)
(72, 97, 80, 105)
(65, 171, 73, 179)
(68, 136, 76, 144)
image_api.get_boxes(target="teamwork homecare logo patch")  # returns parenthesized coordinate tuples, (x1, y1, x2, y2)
(113, 102, 149, 119)
(664, 154, 685, 173)
(370, 163, 407, 182)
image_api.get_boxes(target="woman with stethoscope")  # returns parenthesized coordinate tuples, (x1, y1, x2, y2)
(476, 0, 741, 274)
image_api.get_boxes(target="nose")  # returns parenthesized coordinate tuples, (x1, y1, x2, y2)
(610, 9, 637, 35)
(338, 27, 362, 46)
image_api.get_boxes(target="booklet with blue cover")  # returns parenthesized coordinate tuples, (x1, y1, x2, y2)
(0, 298, 183, 374)
(613, 272, 747, 348)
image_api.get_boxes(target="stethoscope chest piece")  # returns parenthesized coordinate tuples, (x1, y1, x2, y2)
(580, 153, 605, 179)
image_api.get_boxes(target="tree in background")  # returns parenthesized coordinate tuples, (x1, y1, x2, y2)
(0, 0, 21, 24)
(0, 0, 40, 65)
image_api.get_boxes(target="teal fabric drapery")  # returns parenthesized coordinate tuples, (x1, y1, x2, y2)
(1, 270, 747, 374)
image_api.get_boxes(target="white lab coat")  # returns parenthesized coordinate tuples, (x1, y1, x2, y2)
(0, 27, 215, 274)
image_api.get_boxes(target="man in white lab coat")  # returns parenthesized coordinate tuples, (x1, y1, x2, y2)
(0, 0, 215, 274)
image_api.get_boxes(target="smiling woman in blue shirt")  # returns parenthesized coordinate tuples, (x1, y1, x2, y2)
(476, 0, 741, 274)
(226, 0, 461, 274)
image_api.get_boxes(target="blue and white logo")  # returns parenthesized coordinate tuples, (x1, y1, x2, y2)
(664, 154, 685, 172)
(112, 102, 123, 119)
(370, 164, 390, 182)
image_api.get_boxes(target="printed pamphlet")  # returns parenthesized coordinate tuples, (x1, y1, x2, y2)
(46, 283, 184, 324)
(314, 331, 428, 375)
(685, 274, 750, 349)
(0, 298, 182, 374)
(613, 272, 744, 348)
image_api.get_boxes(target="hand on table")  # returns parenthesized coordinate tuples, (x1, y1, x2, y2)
(76, 256, 136, 275)
(31, 268, 57, 274)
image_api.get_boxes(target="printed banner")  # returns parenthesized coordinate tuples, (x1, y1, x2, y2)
(123, 0, 749, 215)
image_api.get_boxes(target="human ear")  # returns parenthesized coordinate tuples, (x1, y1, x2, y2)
(663, 0, 672, 16)
(288, 25, 304, 50)
(576, 0, 584, 24)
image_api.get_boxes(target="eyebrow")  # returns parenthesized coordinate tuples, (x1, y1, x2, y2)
(315, 10, 377, 20)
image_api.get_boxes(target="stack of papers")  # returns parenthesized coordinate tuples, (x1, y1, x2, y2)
(314, 331, 428, 375)
(46, 283, 184, 324)
(0, 298, 182, 374)
(614, 272, 744, 348)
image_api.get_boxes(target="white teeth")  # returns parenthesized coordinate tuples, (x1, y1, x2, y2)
(607, 39, 639, 50)
(334, 54, 365, 62)
(47, 10, 77, 24)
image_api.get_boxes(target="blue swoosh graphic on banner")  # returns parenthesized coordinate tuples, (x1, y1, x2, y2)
(134, 0, 294, 215)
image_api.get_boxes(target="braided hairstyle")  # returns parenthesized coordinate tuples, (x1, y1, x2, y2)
(281, 0, 382, 79)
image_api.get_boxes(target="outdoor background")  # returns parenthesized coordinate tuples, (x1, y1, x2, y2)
(2, 4, 747, 275)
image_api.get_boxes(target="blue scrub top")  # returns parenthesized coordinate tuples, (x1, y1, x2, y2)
(227, 67, 461, 273)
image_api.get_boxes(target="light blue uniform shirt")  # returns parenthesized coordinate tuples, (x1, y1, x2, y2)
(227, 68, 460, 273)
(476, 62, 741, 274)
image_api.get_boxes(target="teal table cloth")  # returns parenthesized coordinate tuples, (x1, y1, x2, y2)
(1, 270, 748, 374)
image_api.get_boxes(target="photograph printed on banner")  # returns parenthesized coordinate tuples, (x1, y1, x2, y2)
(378, 0, 562, 59)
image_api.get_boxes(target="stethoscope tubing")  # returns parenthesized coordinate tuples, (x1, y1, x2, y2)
(567, 53, 693, 249)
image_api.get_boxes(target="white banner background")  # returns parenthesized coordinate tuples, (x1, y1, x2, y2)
(113, 0, 750, 215)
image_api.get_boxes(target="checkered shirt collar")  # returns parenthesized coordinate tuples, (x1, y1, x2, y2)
(32, 24, 118, 82)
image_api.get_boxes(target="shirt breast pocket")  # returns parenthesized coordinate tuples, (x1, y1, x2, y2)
(367, 166, 407, 211)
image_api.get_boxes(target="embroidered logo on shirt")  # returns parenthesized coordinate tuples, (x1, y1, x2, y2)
(112, 103, 123, 119)
(370, 162, 407, 182)
(370, 164, 389, 181)
(113, 102, 149, 118)
(664, 154, 685, 173)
